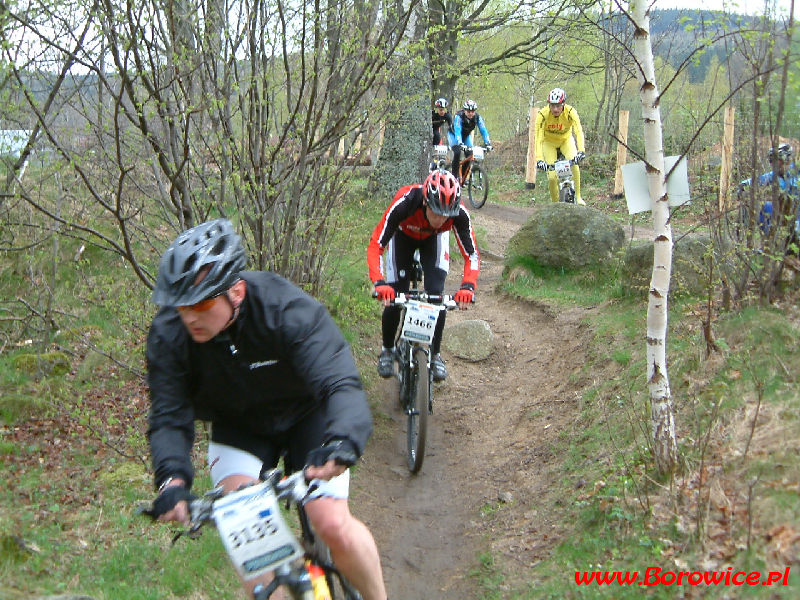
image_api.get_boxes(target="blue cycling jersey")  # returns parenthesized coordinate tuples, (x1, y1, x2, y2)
(741, 163, 799, 234)
(448, 110, 491, 148)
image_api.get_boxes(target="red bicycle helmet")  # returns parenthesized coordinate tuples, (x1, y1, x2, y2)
(424, 169, 461, 217)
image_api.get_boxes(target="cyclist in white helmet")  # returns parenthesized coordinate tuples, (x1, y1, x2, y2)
(432, 97, 453, 146)
(535, 87, 587, 205)
(448, 98, 493, 183)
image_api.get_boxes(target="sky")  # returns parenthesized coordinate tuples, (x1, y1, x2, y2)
(654, 0, 795, 16)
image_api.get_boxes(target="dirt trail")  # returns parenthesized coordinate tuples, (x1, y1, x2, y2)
(352, 203, 594, 599)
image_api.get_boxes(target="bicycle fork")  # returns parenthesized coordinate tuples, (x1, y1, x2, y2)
(398, 345, 434, 415)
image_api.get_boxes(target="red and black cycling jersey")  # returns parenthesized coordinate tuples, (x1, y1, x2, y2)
(367, 184, 480, 288)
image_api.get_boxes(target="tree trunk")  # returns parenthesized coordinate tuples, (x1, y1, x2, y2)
(630, 0, 678, 476)
(371, 4, 430, 196)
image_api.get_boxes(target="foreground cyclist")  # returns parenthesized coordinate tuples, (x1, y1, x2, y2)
(368, 169, 480, 382)
(146, 219, 388, 600)
(449, 99, 493, 183)
(535, 87, 587, 205)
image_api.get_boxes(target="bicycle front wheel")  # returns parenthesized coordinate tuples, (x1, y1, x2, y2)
(467, 164, 489, 209)
(406, 347, 429, 473)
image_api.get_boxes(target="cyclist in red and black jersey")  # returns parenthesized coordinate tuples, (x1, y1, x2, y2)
(367, 169, 480, 382)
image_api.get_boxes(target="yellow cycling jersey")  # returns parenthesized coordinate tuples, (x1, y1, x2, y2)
(535, 104, 585, 158)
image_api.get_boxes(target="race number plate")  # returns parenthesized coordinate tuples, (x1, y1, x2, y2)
(212, 481, 302, 580)
(400, 300, 440, 344)
(471, 146, 485, 161)
(433, 145, 449, 158)
(554, 159, 571, 176)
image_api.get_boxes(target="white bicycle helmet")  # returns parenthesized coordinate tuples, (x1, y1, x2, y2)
(548, 88, 566, 105)
(463, 99, 478, 111)
(434, 98, 448, 109)
(769, 143, 793, 162)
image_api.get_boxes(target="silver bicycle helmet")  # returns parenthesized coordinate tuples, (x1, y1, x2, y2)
(435, 98, 448, 109)
(151, 218, 247, 306)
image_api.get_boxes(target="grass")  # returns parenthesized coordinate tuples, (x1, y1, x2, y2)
(470, 221, 800, 598)
(2, 164, 799, 598)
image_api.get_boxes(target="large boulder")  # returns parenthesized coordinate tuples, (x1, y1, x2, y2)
(443, 319, 493, 361)
(506, 204, 626, 269)
(619, 233, 712, 297)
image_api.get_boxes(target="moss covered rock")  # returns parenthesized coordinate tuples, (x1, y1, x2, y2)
(506, 204, 625, 270)
(12, 351, 70, 376)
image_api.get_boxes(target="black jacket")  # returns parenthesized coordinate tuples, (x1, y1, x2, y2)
(432, 109, 453, 134)
(146, 271, 372, 489)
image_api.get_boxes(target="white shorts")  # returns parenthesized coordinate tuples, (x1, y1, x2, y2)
(207, 440, 350, 500)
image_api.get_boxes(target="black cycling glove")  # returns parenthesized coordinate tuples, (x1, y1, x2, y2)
(306, 439, 359, 468)
(147, 486, 196, 520)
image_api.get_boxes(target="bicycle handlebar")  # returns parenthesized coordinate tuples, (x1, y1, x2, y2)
(138, 468, 313, 539)
(545, 159, 578, 170)
(371, 289, 469, 309)
(393, 292, 458, 309)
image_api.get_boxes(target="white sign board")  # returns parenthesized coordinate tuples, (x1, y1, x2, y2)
(620, 155, 690, 215)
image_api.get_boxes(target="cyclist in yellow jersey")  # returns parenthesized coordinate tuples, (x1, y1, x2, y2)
(535, 88, 587, 205)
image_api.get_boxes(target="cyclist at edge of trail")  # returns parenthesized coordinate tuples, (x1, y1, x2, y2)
(145, 218, 388, 600)
(535, 87, 587, 205)
(432, 97, 453, 147)
(368, 169, 480, 383)
(448, 98, 493, 183)
(739, 142, 799, 239)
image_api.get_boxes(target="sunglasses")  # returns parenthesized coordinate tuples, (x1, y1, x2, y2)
(177, 292, 224, 313)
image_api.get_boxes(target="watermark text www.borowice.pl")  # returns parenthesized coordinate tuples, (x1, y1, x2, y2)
(575, 566, 791, 587)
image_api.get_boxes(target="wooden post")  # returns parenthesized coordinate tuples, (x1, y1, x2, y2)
(525, 106, 539, 189)
(719, 105, 735, 212)
(613, 110, 629, 197)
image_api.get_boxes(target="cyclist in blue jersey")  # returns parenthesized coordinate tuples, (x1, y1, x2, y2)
(740, 143, 798, 239)
(449, 99, 493, 183)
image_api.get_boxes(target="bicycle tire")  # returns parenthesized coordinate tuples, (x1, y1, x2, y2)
(467, 164, 488, 209)
(392, 340, 408, 409)
(406, 347, 429, 473)
(560, 185, 575, 204)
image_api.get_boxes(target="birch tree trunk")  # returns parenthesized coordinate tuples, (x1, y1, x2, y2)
(630, 0, 678, 475)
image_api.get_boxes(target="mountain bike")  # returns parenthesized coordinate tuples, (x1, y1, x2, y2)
(430, 144, 450, 172)
(388, 290, 457, 473)
(458, 144, 491, 209)
(139, 468, 361, 600)
(545, 155, 579, 203)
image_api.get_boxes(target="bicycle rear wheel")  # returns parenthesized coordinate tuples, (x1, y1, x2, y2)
(467, 164, 488, 209)
(406, 347, 429, 473)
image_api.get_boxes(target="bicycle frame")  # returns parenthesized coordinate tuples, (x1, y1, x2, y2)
(546, 157, 578, 203)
